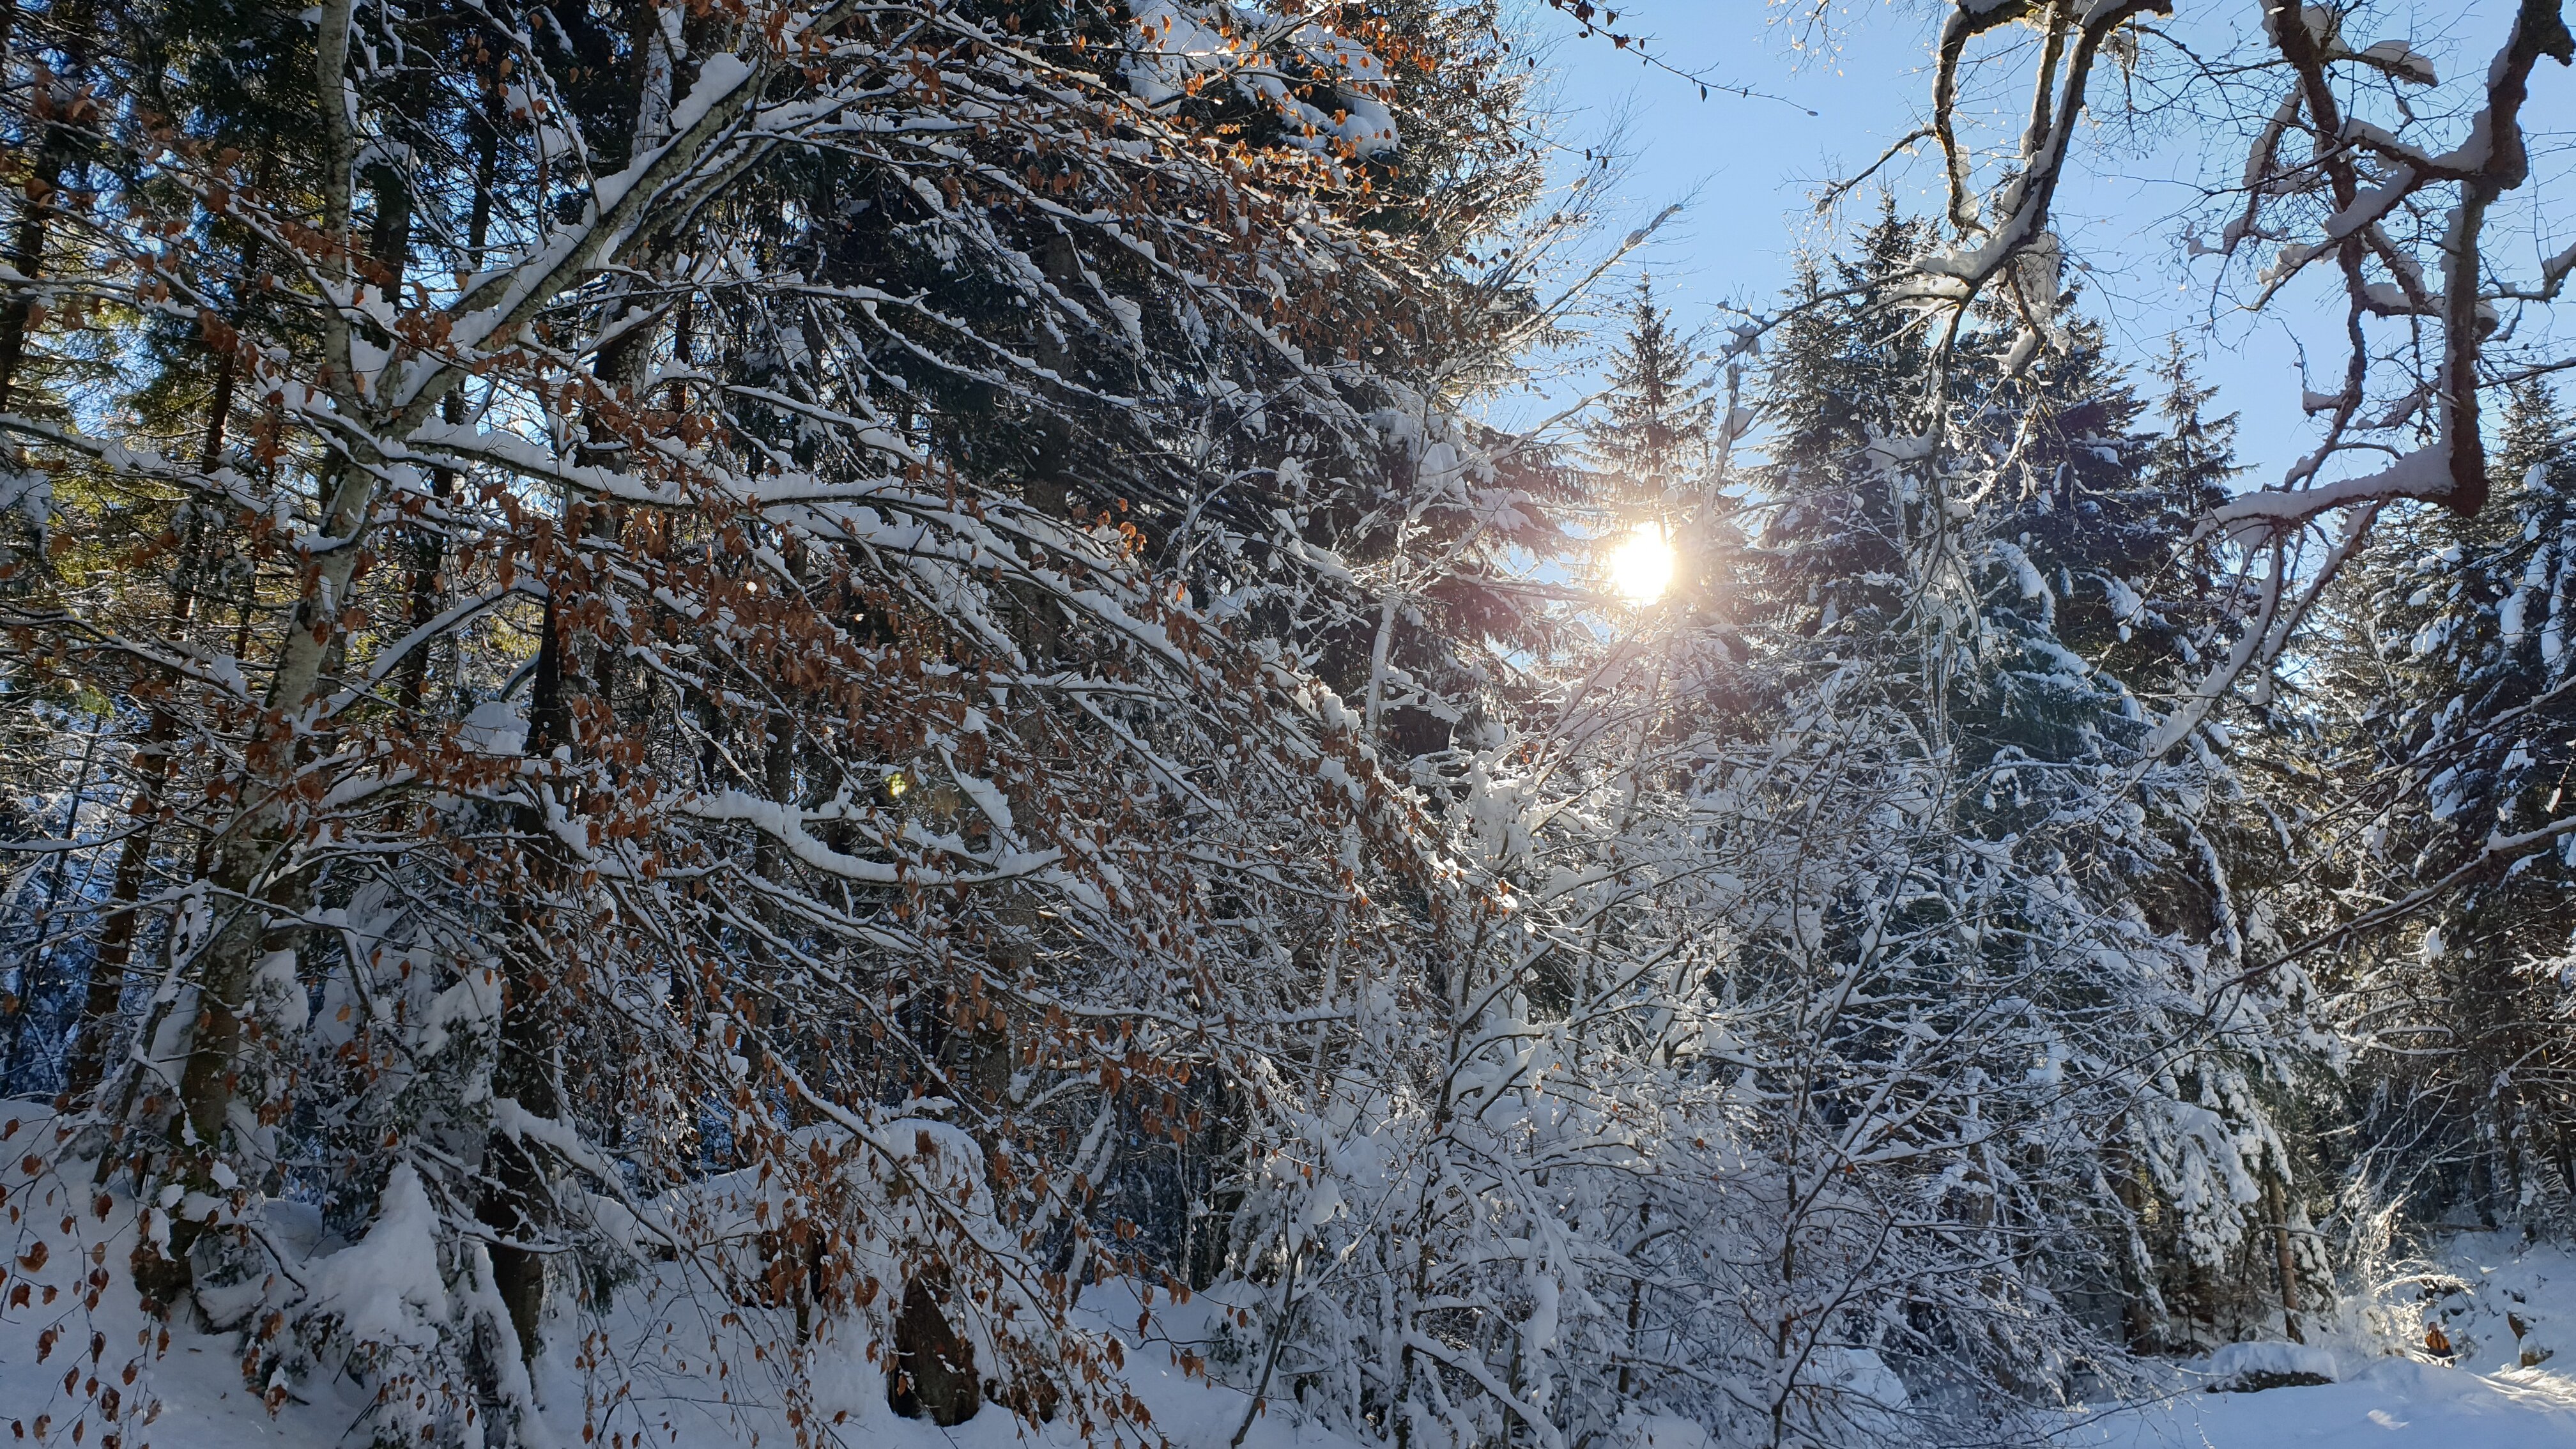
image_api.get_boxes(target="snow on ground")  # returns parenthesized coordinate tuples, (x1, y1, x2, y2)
(4, 1100, 2573, 1449)
(2071, 1231, 2576, 1449)
(2073, 1356, 2576, 1448)
(26, 1291, 1356, 1449)
(46, 1290, 2576, 1449)
(0, 1105, 1359, 1449)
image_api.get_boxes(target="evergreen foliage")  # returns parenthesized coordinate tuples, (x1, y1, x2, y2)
(2312, 379, 2576, 1233)
(0, 4, 2572, 1446)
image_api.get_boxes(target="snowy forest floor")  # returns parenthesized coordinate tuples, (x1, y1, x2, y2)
(18, 1278, 2571, 1449)
(4, 1105, 2572, 1449)
(2060, 1231, 2576, 1448)
(10, 1312, 2572, 1449)
(2078, 1357, 2576, 1448)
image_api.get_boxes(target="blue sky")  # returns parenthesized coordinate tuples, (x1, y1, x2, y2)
(1516, 1, 2576, 487)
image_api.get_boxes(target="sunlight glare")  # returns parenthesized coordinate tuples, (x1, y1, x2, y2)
(1606, 525, 1674, 604)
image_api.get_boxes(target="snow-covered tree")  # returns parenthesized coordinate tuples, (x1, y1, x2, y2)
(1706, 213, 2318, 1371)
(0, 0, 1591, 1442)
(2296, 379, 2576, 1234)
(12, 2, 2576, 1446)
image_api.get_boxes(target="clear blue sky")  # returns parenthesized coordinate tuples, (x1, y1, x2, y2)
(1519, 1, 2576, 487)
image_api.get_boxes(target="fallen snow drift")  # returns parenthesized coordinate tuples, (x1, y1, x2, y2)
(2075, 1230, 2576, 1448)
(2074, 1358, 2576, 1448)
(6, 1100, 2575, 1449)
(0, 1107, 1351, 1449)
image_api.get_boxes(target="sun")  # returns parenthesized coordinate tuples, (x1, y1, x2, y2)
(1605, 524, 1675, 604)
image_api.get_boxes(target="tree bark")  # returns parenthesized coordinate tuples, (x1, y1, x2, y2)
(158, 0, 368, 1297)
(2269, 1176, 2303, 1342)
(479, 594, 571, 1362)
(63, 226, 256, 1102)
(0, 6, 91, 415)
(889, 1273, 981, 1425)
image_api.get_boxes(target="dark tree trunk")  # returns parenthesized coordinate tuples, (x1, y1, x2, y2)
(479, 595, 571, 1361)
(63, 227, 256, 1102)
(889, 1273, 981, 1425)
(0, 10, 90, 413)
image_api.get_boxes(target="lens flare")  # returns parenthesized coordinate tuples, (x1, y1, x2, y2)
(1606, 525, 1674, 604)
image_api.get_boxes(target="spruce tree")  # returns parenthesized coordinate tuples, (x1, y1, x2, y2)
(1586, 277, 1717, 509)
(1724, 207, 2313, 1355)
(1583, 277, 1742, 625)
(2340, 379, 2576, 1228)
(1742, 201, 1938, 655)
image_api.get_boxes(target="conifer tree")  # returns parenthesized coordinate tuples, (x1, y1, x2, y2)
(1583, 277, 1738, 623)
(1587, 279, 1717, 508)
(1741, 202, 1937, 656)
(16, 2, 2576, 1443)
(2329, 379, 2576, 1229)
(1710, 208, 2315, 1359)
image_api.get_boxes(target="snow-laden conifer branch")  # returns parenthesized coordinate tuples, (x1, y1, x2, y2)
(1794, 1, 2576, 779)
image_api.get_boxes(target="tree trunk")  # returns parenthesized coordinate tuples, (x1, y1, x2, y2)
(0, 9, 90, 415)
(478, 594, 571, 1362)
(63, 229, 254, 1103)
(2269, 1176, 2303, 1342)
(889, 1273, 981, 1425)
(165, 0, 362, 1177)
